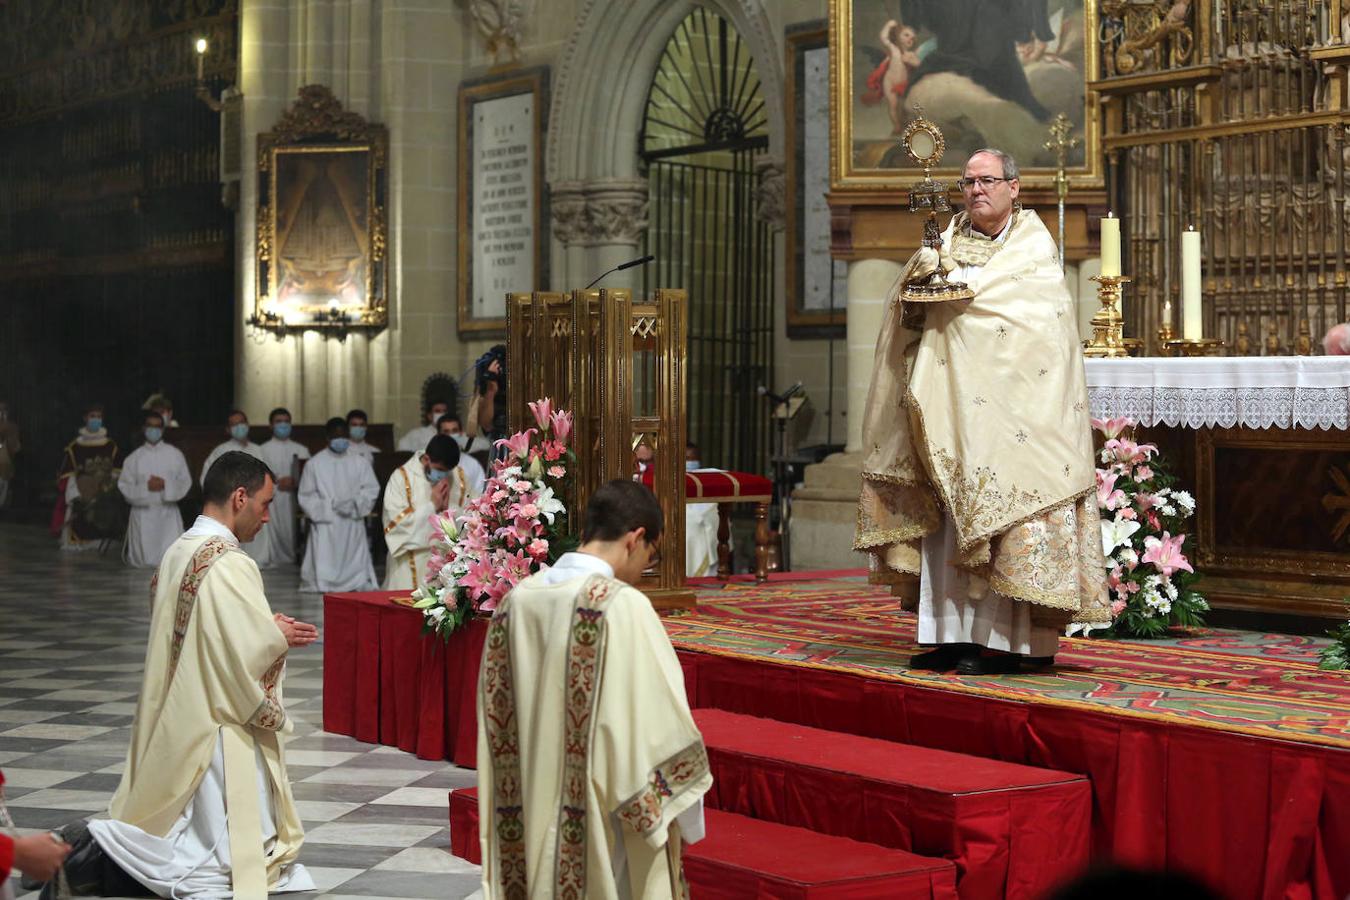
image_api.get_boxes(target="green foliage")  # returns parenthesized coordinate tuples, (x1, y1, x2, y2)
(1319, 620, 1350, 670)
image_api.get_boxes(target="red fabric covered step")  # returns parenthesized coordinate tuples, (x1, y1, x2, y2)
(695, 709, 1090, 900)
(640, 467, 773, 501)
(448, 788, 957, 899)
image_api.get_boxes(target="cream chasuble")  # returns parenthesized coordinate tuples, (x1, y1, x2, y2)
(117, 441, 191, 569)
(94, 516, 309, 897)
(478, 559, 711, 899)
(381, 453, 476, 591)
(855, 209, 1110, 631)
(259, 438, 311, 565)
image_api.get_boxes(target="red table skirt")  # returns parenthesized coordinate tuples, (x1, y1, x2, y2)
(322, 591, 487, 766)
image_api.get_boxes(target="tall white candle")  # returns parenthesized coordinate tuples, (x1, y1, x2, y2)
(1101, 213, 1120, 277)
(1181, 227, 1202, 340)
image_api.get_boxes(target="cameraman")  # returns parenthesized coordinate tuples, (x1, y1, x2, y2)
(472, 345, 509, 456)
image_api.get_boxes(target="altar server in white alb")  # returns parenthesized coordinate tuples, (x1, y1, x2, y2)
(259, 407, 311, 565)
(382, 433, 478, 591)
(116, 411, 191, 568)
(43, 451, 318, 899)
(397, 400, 449, 453)
(478, 479, 711, 899)
(201, 409, 273, 568)
(298, 417, 379, 593)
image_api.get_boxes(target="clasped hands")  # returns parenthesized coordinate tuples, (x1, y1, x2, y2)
(274, 613, 319, 647)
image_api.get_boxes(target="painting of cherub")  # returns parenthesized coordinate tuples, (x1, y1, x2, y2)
(848, 0, 1089, 174)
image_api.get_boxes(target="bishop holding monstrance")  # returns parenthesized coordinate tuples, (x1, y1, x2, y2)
(855, 134, 1110, 675)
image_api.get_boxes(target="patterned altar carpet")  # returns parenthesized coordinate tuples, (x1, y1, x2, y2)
(674, 577, 1350, 749)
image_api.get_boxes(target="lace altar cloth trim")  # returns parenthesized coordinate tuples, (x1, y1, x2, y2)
(1084, 357, 1350, 430)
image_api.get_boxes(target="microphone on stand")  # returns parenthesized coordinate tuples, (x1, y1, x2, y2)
(758, 382, 804, 405)
(584, 254, 655, 290)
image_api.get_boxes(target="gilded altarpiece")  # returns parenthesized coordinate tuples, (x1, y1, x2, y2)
(1099, 1, 1350, 622)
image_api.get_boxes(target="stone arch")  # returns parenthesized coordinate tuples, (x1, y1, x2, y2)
(547, 0, 785, 187)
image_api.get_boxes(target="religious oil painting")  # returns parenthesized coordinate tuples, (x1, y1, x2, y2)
(830, 0, 1101, 190)
(273, 147, 371, 315)
(254, 85, 389, 333)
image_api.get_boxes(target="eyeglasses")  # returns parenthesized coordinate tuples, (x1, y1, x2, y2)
(956, 176, 1014, 191)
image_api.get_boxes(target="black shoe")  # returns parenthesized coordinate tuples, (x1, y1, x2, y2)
(22, 820, 90, 892)
(1023, 655, 1056, 670)
(955, 649, 1023, 675)
(909, 643, 971, 671)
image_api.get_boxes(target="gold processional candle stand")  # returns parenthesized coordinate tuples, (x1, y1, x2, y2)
(507, 288, 695, 612)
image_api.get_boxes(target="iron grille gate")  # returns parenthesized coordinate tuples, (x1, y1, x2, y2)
(639, 8, 774, 475)
(643, 152, 773, 474)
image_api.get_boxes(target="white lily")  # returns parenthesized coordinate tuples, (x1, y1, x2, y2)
(1101, 516, 1141, 557)
(535, 485, 566, 525)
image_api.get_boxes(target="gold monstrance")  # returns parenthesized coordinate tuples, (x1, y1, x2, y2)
(900, 112, 974, 303)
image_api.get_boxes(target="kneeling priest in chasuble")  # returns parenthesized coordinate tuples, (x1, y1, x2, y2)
(477, 480, 712, 899)
(855, 148, 1110, 676)
(382, 433, 477, 591)
(47, 452, 319, 898)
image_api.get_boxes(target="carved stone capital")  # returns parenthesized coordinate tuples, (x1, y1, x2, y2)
(754, 158, 786, 231)
(549, 178, 649, 247)
(550, 181, 589, 245)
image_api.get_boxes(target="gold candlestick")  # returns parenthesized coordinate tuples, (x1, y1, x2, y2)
(1083, 274, 1132, 358)
(1162, 338, 1225, 357)
(1158, 297, 1176, 344)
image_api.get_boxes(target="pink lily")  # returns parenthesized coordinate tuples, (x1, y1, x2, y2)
(528, 398, 554, 431)
(1141, 532, 1194, 578)
(1110, 598, 1127, 617)
(494, 428, 538, 461)
(550, 410, 573, 441)
(1092, 416, 1134, 440)
(1134, 465, 1154, 481)
(1096, 470, 1126, 511)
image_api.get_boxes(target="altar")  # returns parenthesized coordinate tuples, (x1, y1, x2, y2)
(1086, 357, 1350, 622)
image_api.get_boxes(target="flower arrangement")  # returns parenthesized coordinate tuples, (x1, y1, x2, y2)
(1092, 416, 1208, 638)
(1319, 620, 1350, 670)
(412, 398, 578, 638)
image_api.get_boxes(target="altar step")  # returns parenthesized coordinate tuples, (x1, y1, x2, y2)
(449, 710, 1091, 898)
(694, 709, 1092, 899)
(449, 788, 958, 898)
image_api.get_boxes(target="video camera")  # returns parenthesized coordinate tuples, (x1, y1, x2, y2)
(475, 344, 507, 394)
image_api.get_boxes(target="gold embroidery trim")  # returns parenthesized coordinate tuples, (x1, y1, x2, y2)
(615, 741, 711, 840)
(383, 468, 415, 534)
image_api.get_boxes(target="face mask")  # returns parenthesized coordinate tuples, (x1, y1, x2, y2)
(685, 460, 701, 471)
(145, 427, 163, 444)
(87, 417, 103, 432)
(451, 433, 469, 450)
(272, 422, 292, 440)
(349, 425, 367, 441)
(329, 437, 350, 454)
(230, 423, 249, 441)
(426, 467, 449, 484)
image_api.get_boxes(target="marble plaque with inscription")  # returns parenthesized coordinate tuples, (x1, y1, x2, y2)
(471, 91, 535, 320)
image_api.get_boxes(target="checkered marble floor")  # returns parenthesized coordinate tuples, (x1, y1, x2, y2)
(0, 523, 482, 899)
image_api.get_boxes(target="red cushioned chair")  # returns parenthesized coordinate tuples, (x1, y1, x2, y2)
(641, 468, 777, 582)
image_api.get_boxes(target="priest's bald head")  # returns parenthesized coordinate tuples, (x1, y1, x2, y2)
(202, 451, 275, 543)
(580, 479, 664, 585)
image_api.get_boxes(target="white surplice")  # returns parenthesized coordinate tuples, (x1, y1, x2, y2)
(396, 424, 436, 453)
(348, 440, 378, 464)
(915, 225, 1059, 658)
(200, 439, 273, 569)
(459, 454, 487, 495)
(90, 515, 314, 898)
(259, 438, 311, 565)
(380, 453, 478, 591)
(297, 448, 378, 593)
(117, 441, 191, 569)
(685, 503, 719, 578)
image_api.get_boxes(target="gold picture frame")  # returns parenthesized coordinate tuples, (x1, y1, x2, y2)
(829, 0, 1102, 191)
(255, 85, 389, 333)
(457, 66, 549, 337)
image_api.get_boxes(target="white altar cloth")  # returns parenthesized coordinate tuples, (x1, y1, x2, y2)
(1084, 357, 1350, 430)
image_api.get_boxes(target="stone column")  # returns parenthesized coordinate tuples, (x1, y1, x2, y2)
(583, 178, 649, 292)
(789, 257, 902, 570)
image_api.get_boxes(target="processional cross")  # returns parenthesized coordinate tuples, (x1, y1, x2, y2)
(1043, 113, 1079, 270)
